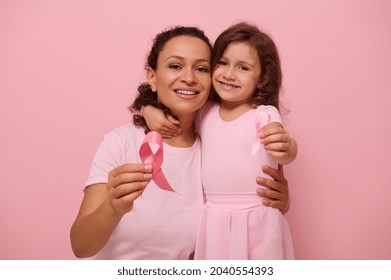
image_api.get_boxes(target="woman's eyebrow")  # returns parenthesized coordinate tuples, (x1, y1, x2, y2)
(165, 55, 184, 61)
(165, 56, 210, 64)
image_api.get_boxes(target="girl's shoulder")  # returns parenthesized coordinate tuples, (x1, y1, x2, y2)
(197, 101, 218, 118)
(256, 104, 279, 114)
(255, 105, 282, 126)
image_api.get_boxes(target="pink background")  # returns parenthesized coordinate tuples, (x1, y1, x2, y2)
(1, 0, 390, 259)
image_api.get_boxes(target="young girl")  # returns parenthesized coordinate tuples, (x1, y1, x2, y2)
(143, 22, 297, 259)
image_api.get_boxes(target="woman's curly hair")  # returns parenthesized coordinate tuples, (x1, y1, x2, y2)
(129, 26, 213, 134)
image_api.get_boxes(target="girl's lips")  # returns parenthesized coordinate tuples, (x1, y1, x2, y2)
(218, 81, 240, 89)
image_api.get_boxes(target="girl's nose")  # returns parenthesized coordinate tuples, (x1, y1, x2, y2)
(223, 67, 235, 80)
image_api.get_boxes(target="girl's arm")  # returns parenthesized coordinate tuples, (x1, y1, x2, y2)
(261, 122, 297, 165)
(70, 163, 152, 258)
(141, 106, 182, 138)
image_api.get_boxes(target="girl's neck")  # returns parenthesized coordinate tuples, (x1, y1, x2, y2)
(219, 100, 254, 122)
(163, 113, 197, 147)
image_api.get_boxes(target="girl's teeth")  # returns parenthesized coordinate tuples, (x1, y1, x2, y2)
(220, 82, 238, 89)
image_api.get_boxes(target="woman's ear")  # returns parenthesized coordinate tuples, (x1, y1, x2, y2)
(146, 67, 157, 92)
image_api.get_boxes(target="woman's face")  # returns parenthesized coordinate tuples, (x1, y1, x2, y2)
(147, 36, 211, 117)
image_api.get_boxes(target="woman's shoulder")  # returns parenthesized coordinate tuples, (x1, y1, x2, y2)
(102, 121, 145, 144)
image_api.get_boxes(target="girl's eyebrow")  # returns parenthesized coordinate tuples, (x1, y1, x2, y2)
(221, 56, 256, 68)
(238, 60, 255, 67)
(233, 58, 256, 68)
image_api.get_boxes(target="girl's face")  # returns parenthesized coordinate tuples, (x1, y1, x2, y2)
(147, 35, 211, 117)
(212, 41, 261, 106)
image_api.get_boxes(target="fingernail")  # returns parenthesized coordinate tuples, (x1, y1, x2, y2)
(145, 165, 152, 171)
(141, 181, 148, 187)
(144, 173, 152, 179)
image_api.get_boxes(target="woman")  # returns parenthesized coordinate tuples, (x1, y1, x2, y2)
(70, 26, 290, 259)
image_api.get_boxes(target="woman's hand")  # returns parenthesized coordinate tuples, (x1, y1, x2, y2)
(107, 163, 153, 215)
(71, 163, 153, 258)
(256, 164, 290, 214)
(142, 106, 182, 138)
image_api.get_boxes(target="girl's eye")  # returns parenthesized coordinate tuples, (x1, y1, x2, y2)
(217, 60, 227, 66)
(239, 65, 249, 71)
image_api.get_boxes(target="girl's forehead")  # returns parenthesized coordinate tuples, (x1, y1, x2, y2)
(222, 42, 259, 60)
(224, 41, 255, 52)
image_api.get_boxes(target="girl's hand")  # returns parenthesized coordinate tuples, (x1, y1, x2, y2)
(142, 106, 182, 138)
(260, 123, 296, 164)
(256, 164, 290, 214)
(106, 163, 152, 215)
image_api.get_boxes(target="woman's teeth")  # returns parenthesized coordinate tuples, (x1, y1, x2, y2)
(176, 90, 198, 95)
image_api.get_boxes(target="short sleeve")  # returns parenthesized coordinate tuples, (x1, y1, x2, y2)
(257, 105, 283, 128)
(84, 132, 124, 189)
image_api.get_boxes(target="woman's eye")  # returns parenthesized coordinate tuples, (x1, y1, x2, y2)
(196, 66, 210, 73)
(169, 64, 182, 70)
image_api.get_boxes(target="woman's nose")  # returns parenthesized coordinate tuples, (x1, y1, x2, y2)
(180, 69, 197, 84)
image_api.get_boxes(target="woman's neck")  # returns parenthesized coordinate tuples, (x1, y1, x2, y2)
(163, 113, 197, 147)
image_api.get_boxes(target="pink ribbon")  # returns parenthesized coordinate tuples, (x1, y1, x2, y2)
(139, 131, 177, 193)
(251, 112, 271, 155)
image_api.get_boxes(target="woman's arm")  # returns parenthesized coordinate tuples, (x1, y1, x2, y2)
(256, 164, 290, 214)
(70, 163, 152, 258)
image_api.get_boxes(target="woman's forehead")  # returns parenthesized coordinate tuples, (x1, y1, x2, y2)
(159, 36, 211, 62)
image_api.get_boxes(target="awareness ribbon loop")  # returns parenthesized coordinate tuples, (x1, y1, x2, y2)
(251, 112, 271, 155)
(139, 131, 177, 193)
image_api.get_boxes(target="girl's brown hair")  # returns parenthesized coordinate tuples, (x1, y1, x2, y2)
(210, 22, 282, 110)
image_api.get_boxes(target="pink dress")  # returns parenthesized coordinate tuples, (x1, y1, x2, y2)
(194, 103, 294, 259)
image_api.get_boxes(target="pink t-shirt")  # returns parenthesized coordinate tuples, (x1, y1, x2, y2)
(85, 122, 203, 259)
